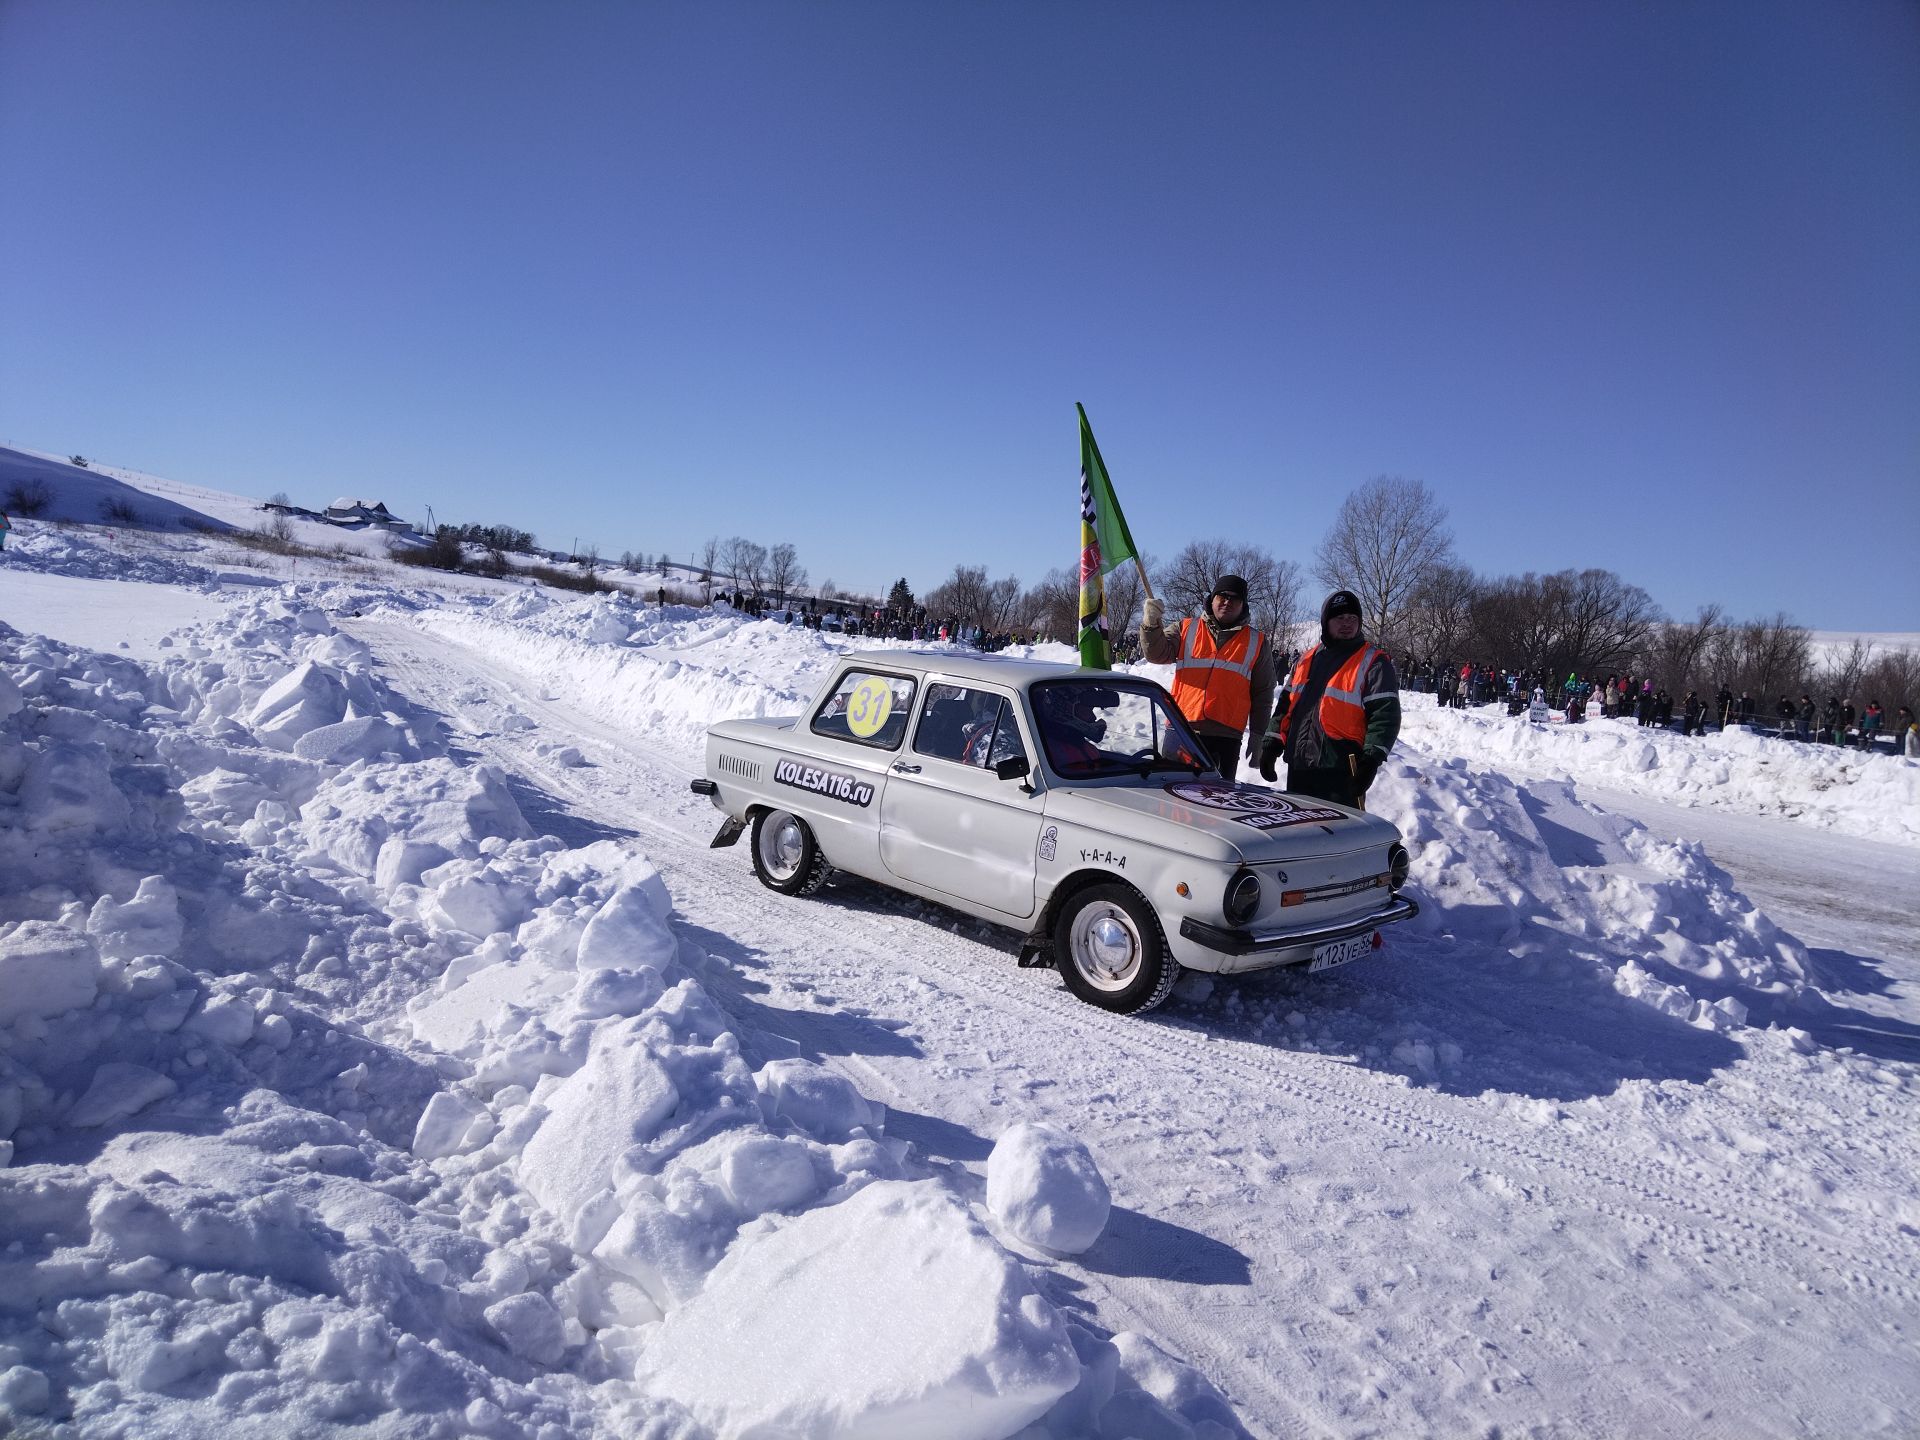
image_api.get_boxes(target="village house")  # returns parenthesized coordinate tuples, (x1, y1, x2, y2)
(322, 498, 414, 533)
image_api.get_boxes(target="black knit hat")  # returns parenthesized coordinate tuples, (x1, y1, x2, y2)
(1321, 589, 1362, 623)
(1211, 574, 1249, 603)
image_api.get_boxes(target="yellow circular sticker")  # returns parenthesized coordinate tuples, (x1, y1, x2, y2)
(845, 677, 894, 739)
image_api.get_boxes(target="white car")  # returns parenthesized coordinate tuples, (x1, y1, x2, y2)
(692, 652, 1416, 1013)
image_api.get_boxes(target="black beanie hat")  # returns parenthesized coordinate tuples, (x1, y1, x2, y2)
(1322, 589, 1362, 623)
(1211, 574, 1249, 603)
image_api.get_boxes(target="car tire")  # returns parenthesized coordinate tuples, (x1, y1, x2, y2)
(750, 809, 831, 896)
(1053, 882, 1178, 1014)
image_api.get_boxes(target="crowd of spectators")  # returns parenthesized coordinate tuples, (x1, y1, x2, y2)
(1400, 659, 1912, 756)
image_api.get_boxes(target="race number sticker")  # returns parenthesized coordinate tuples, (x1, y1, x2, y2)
(775, 758, 875, 808)
(845, 677, 895, 739)
(1163, 780, 1346, 829)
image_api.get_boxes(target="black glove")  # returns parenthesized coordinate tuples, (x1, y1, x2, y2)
(1257, 736, 1281, 782)
(1354, 747, 1385, 791)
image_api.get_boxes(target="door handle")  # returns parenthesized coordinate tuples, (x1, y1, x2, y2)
(891, 762, 921, 773)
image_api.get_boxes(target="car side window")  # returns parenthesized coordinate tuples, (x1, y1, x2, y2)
(914, 684, 1025, 769)
(811, 670, 916, 750)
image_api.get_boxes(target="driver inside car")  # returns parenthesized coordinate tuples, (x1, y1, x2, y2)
(1037, 686, 1113, 774)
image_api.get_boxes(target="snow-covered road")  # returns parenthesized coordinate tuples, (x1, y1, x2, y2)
(355, 611, 1920, 1438)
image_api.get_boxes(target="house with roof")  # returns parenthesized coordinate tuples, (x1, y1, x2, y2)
(323, 498, 413, 533)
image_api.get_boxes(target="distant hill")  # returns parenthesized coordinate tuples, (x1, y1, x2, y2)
(0, 446, 237, 534)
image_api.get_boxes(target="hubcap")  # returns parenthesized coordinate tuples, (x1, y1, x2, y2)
(1070, 902, 1142, 991)
(760, 814, 806, 880)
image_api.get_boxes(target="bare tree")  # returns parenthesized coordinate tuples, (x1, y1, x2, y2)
(766, 542, 807, 602)
(1652, 603, 1727, 692)
(985, 574, 1025, 633)
(1401, 562, 1480, 666)
(923, 564, 995, 632)
(577, 544, 601, 578)
(1817, 637, 1874, 705)
(697, 536, 722, 600)
(720, 536, 768, 595)
(1313, 475, 1454, 649)
(1155, 540, 1302, 645)
(1020, 567, 1079, 645)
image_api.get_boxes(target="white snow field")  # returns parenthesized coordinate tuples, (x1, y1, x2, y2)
(1, 465, 1917, 1439)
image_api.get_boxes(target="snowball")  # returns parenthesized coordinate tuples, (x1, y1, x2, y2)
(986, 1122, 1112, 1254)
(755, 1058, 884, 1142)
(642, 1179, 1080, 1438)
(185, 992, 256, 1046)
(715, 1134, 820, 1215)
(0, 921, 103, 1025)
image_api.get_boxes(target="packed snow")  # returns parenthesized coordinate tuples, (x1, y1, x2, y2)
(1, 477, 1917, 1439)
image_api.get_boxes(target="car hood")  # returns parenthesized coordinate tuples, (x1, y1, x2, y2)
(1046, 778, 1396, 864)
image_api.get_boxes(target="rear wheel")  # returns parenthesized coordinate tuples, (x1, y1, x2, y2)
(750, 809, 831, 896)
(1053, 882, 1177, 1014)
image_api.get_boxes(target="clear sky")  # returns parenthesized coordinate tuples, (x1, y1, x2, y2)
(2, 1, 1915, 628)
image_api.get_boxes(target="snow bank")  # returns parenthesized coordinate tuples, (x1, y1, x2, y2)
(0, 604, 1232, 1439)
(1405, 695, 1920, 848)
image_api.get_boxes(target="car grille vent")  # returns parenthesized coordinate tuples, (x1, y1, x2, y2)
(718, 753, 761, 781)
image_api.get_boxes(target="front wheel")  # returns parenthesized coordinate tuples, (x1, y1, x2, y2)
(750, 809, 831, 896)
(1052, 882, 1177, 1014)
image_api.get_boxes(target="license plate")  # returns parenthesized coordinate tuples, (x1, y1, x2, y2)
(1309, 933, 1375, 972)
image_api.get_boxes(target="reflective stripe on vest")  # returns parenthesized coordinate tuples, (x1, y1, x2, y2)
(1172, 617, 1263, 732)
(1278, 643, 1379, 746)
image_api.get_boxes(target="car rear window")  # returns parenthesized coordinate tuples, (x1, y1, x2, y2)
(810, 669, 917, 750)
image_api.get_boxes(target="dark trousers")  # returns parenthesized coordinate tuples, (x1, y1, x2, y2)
(1200, 733, 1242, 781)
(1285, 764, 1364, 810)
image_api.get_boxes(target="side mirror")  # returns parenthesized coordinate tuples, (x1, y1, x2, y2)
(994, 755, 1031, 782)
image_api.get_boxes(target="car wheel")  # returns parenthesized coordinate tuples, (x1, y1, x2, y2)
(1053, 882, 1178, 1014)
(750, 809, 831, 896)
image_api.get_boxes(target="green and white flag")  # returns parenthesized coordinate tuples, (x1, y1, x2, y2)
(1076, 403, 1140, 669)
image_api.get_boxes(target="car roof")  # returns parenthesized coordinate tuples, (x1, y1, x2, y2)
(840, 649, 1139, 690)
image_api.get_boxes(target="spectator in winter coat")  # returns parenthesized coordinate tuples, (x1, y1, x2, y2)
(1905, 711, 1920, 758)
(1861, 702, 1883, 749)
(1257, 590, 1401, 808)
(1682, 691, 1705, 736)
(1736, 691, 1756, 724)
(1715, 686, 1733, 728)
(1796, 695, 1814, 741)
(1822, 697, 1844, 745)
(1141, 574, 1275, 781)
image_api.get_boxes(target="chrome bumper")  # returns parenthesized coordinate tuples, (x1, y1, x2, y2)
(1180, 896, 1420, 957)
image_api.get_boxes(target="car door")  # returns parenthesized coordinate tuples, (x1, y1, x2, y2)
(879, 681, 1044, 919)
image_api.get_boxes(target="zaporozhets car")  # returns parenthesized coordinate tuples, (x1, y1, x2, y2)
(690, 652, 1417, 1014)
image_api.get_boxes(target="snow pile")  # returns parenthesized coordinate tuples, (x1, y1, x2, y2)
(641, 1179, 1079, 1438)
(1405, 696, 1920, 847)
(1370, 754, 1811, 1029)
(1, 524, 223, 588)
(986, 1123, 1112, 1255)
(0, 606, 1236, 1439)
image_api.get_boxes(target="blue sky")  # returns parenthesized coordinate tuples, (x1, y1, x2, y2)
(1, 1, 1914, 628)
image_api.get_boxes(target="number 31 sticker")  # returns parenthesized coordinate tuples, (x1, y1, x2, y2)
(846, 677, 894, 739)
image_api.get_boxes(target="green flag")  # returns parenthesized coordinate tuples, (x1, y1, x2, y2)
(1077, 403, 1140, 669)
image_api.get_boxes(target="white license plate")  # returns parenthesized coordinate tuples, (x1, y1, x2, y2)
(1308, 933, 1375, 972)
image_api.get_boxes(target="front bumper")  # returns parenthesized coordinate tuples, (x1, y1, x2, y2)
(1180, 895, 1420, 958)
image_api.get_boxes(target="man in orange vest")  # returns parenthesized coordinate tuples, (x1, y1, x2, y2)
(1140, 574, 1275, 781)
(1257, 589, 1401, 808)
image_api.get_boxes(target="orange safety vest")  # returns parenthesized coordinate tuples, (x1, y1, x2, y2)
(1172, 618, 1265, 731)
(1277, 643, 1381, 746)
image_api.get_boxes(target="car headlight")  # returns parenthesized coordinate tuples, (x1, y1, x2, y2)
(1387, 843, 1410, 892)
(1224, 869, 1262, 927)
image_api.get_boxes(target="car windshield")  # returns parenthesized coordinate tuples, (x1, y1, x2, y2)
(1030, 679, 1213, 779)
